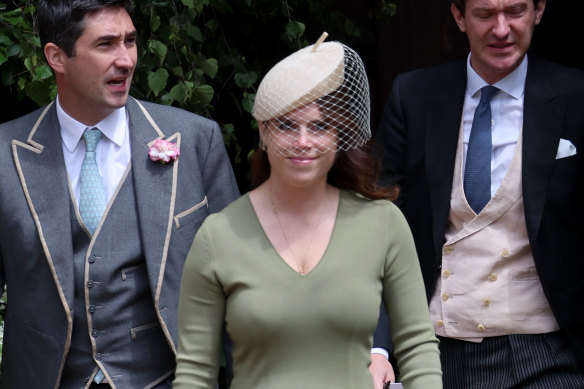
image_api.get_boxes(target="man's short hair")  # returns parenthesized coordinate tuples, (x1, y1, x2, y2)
(37, 0, 134, 58)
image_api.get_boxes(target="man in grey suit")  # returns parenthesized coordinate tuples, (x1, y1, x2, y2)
(0, 1, 239, 388)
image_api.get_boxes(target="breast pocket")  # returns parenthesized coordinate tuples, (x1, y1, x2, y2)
(173, 196, 208, 230)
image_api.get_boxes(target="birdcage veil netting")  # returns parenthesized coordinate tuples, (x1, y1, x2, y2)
(252, 35, 371, 157)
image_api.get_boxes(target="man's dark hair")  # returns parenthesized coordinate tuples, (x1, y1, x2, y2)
(37, 0, 134, 58)
(451, 0, 542, 14)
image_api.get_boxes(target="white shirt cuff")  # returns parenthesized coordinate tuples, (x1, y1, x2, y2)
(370, 347, 389, 359)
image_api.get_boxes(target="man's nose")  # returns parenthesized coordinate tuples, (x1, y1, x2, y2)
(492, 13, 511, 39)
(115, 45, 136, 69)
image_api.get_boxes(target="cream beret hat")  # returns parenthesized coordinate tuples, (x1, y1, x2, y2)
(253, 33, 371, 156)
(253, 33, 346, 122)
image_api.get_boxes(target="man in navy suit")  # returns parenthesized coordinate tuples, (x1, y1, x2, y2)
(375, 0, 584, 387)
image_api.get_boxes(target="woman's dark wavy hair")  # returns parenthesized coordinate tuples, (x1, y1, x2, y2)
(38, 0, 134, 59)
(249, 141, 398, 201)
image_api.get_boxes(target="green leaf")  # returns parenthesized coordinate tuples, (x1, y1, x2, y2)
(210, 0, 233, 13)
(148, 40, 167, 63)
(7, 43, 20, 57)
(25, 80, 51, 106)
(194, 84, 214, 105)
(34, 64, 53, 80)
(181, 0, 195, 8)
(0, 35, 12, 46)
(148, 68, 169, 96)
(234, 71, 257, 89)
(241, 93, 255, 114)
(285, 20, 305, 39)
(184, 23, 202, 42)
(200, 58, 218, 79)
(151, 15, 161, 32)
(170, 81, 191, 103)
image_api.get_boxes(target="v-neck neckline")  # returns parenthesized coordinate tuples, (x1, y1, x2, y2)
(246, 191, 342, 277)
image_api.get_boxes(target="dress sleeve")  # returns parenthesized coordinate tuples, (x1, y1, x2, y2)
(173, 221, 225, 389)
(382, 205, 442, 388)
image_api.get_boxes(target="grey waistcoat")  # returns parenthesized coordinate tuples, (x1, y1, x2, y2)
(60, 166, 174, 388)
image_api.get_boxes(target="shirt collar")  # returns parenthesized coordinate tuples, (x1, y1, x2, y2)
(466, 53, 527, 100)
(57, 96, 128, 153)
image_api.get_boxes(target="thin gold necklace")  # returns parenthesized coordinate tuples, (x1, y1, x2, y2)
(269, 184, 327, 276)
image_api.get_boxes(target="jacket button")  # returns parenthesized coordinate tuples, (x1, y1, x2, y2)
(88, 255, 96, 264)
(443, 246, 453, 255)
(83, 376, 90, 383)
(501, 249, 510, 258)
(95, 353, 102, 361)
(483, 298, 491, 306)
(87, 280, 94, 288)
(89, 305, 96, 313)
(436, 319, 444, 327)
(488, 273, 498, 282)
(443, 269, 451, 278)
(441, 293, 450, 301)
(477, 323, 486, 331)
(92, 329, 98, 338)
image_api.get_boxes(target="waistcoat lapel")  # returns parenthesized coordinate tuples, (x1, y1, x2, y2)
(448, 124, 523, 244)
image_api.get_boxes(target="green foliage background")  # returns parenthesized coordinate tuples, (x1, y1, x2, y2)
(0, 0, 397, 378)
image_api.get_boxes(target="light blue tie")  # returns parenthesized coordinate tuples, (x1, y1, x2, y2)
(464, 86, 499, 214)
(79, 128, 106, 235)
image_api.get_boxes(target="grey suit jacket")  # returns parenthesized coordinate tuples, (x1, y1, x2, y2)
(0, 97, 239, 387)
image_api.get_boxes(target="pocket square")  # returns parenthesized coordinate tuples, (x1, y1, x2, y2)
(556, 138, 577, 159)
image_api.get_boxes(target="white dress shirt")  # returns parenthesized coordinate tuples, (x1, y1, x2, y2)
(462, 55, 527, 196)
(57, 97, 131, 207)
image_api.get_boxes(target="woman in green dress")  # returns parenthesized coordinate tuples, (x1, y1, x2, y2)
(173, 33, 442, 389)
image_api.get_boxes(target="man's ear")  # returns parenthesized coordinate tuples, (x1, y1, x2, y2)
(44, 43, 67, 74)
(451, 4, 466, 33)
(534, 0, 546, 25)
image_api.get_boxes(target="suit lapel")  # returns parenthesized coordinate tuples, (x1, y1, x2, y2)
(128, 98, 180, 303)
(12, 102, 75, 312)
(425, 63, 467, 255)
(522, 57, 565, 242)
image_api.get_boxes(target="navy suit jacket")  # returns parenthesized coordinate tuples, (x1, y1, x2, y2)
(375, 55, 584, 367)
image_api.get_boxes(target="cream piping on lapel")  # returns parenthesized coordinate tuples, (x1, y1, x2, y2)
(12, 140, 72, 389)
(28, 101, 54, 150)
(134, 98, 165, 139)
(173, 196, 208, 229)
(154, 132, 181, 354)
(135, 98, 181, 353)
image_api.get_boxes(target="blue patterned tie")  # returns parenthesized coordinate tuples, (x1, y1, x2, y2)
(464, 86, 499, 214)
(79, 128, 106, 235)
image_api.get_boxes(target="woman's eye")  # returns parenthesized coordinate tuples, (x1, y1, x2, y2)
(309, 121, 329, 133)
(278, 121, 296, 131)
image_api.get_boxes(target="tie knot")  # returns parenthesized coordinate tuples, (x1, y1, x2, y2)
(480, 85, 499, 104)
(83, 128, 102, 152)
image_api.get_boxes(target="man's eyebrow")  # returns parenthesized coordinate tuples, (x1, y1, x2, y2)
(96, 30, 137, 41)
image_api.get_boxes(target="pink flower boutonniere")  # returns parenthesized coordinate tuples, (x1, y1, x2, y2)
(149, 138, 180, 164)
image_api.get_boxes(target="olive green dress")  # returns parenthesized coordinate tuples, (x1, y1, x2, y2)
(174, 190, 442, 388)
